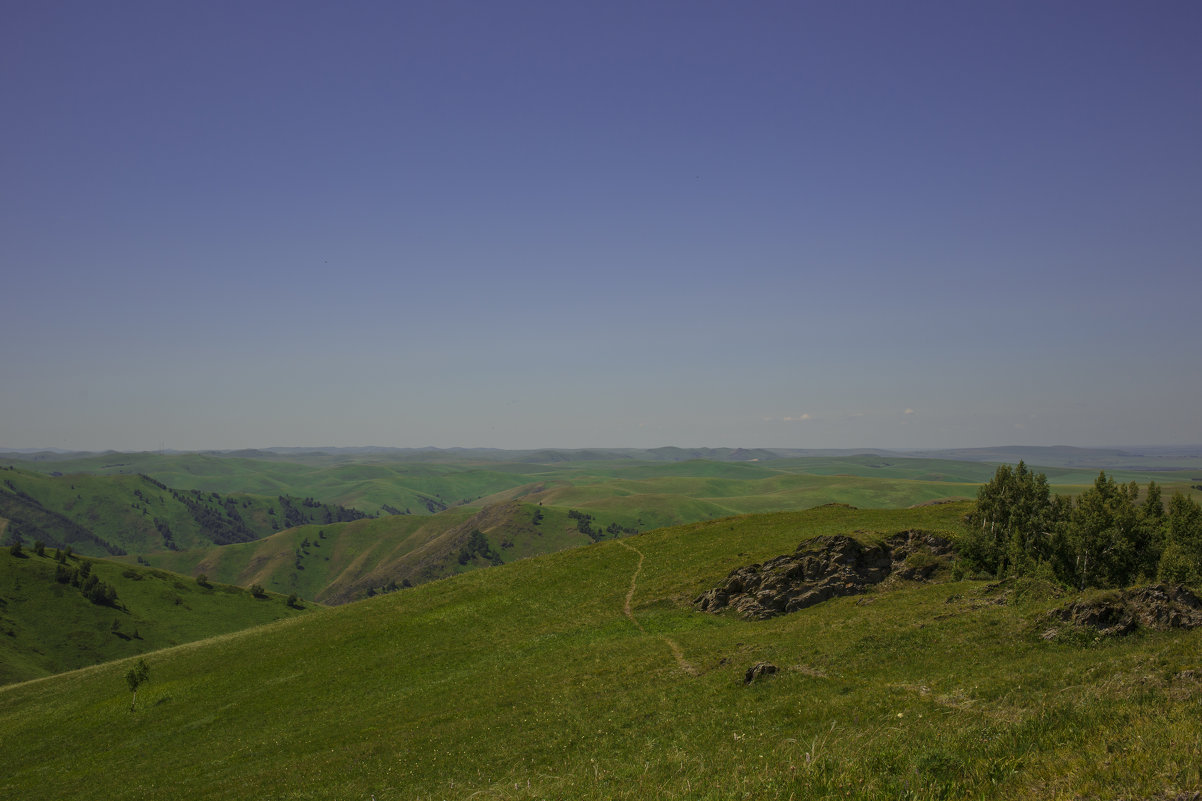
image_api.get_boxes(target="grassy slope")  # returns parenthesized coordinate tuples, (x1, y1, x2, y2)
(139, 502, 610, 604)
(65, 454, 1197, 606)
(2, 501, 1199, 800)
(0, 466, 355, 556)
(8, 454, 1196, 610)
(0, 550, 314, 685)
(2, 453, 535, 515)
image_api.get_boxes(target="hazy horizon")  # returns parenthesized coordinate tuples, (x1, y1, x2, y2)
(5, 2, 1200, 452)
(5, 442, 1201, 456)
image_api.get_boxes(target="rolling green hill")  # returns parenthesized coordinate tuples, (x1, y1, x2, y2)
(0, 548, 313, 685)
(0, 465, 365, 557)
(10, 452, 1196, 521)
(2, 453, 536, 516)
(138, 500, 633, 604)
(130, 466, 987, 606)
(8, 453, 1197, 611)
(2, 501, 1199, 799)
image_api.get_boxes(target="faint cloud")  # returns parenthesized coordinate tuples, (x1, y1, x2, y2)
(783, 413, 811, 422)
(904, 408, 916, 415)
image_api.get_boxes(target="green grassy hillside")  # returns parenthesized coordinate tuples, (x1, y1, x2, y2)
(10, 453, 1196, 532)
(3, 453, 535, 515)
(3, 501, 1199, 799)
(8, 454, 1196, 611)
(0, 466, 364, 556)
(486, 470, 980, 530)
(0, 548, 313, 685)
(139, 501, 632, 604)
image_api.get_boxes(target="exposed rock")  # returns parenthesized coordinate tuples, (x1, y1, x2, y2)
(1047, 584, 1202, 637)
(695, 531, 953, 621)
(744, 662, 778, 684)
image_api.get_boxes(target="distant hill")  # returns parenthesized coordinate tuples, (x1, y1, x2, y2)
(0, 465, 365, 557)
(0, 453, 536, 516)
(138, 500, 626, 604)
(892, 445, 1202, 471)
(0, 547, 313, 684)
(8, 443, 1202, 470)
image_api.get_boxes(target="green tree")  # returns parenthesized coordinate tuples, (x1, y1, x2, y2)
(125, 659, 150, 712)
(1065, 472, 1146, 588)
(963, 462, 1060, 576)
(1159, 493, 1202, 585)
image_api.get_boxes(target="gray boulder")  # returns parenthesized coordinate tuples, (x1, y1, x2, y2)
(695, 531, 952, 620)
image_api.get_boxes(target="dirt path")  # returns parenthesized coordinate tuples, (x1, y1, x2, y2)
(617, 539, 697, 675)
(618, 539, 646, 632)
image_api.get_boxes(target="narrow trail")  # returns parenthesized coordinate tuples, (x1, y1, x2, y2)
(617, 539, 697, 676)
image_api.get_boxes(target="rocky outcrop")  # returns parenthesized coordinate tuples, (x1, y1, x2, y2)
(743, 662, 778, 684)
(1045, 584, 1202, 637)
(694, 531, 953, 620)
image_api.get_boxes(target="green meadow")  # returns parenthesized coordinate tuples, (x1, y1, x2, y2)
(0, 465, 361, 556)
(0, 549, 312, 684)
(2, 502, 1199, 799)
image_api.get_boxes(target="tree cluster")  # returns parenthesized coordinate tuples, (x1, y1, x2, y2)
(170, 489, 258, 545)
(0, 480, 125, 556)
(53, 557, 120, 606)
(962, 462, 1202, 589)
(456, 529, 502, 566)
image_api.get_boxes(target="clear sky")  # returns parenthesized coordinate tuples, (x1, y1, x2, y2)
(3, 1, 1200, 451)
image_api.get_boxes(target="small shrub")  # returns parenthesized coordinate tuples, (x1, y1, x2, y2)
(125, 659, 150, 711)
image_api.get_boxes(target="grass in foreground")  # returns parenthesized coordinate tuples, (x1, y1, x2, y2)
(2, 502, 1199, 799)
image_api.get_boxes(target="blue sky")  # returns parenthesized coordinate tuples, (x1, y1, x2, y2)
(3, 1, 1200, 451)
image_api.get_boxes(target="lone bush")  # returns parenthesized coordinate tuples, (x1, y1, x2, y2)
(125, 659, 150, 711)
